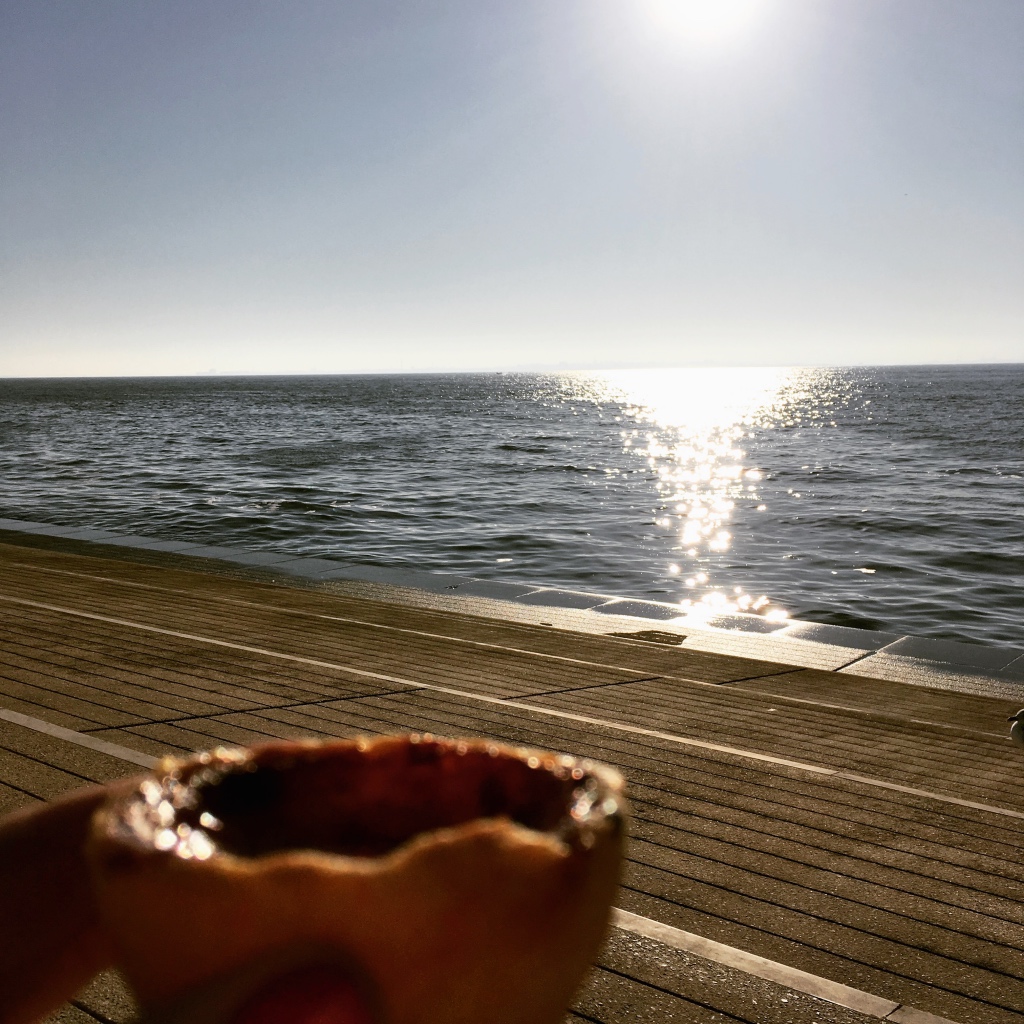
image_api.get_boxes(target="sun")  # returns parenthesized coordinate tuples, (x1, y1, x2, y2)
(644, 0, 768, 46)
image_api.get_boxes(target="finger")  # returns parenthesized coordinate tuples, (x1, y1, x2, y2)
(0, 779, 141, 1024)
(232, 964, 377, 1024)
(138, 947, 380, 1024)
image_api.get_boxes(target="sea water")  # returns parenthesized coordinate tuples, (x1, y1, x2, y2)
(0, 364, 1021, 646)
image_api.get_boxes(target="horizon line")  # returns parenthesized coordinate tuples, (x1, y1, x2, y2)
(2, 358, 1023, 381)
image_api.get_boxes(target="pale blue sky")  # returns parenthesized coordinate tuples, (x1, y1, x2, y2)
(2, 0, 1022, 376)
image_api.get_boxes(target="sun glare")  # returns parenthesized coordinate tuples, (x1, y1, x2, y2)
(580, 367, 797, 622)
(645, 0, 768, 46)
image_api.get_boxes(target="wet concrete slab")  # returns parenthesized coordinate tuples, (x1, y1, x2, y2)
(780, 621, 902, 650)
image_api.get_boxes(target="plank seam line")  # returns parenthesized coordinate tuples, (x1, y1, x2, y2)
(75, 688, 428, 732)
(0, 600, 900, 780)
(0, 708, 157, 768)
(3, 563, 1008, 738)
(2, 594, 1021, 819)
(834, 650, 878, 672)
(1, 593, 1022, 821)
(714, 682, 1007, 739)
(611, 909, 962, 1023)
(711, 668, 804, 686)
(68, 1000, 116, 1024)
(3, 561, 783, 686)
(518, 675, 665, 697)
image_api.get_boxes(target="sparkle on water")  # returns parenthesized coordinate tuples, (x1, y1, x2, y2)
(570, 367, 797, 620)
(2, 366, 1021, 645)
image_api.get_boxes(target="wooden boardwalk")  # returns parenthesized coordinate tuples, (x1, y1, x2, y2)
(1, 538, 1023, 1024)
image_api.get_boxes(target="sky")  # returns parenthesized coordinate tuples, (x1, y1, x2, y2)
(1, 0, 1022, 377)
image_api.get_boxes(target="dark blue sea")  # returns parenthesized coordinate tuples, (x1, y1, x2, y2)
(0, 365, 1021, 646)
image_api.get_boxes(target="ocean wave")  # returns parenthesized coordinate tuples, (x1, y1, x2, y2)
(1, 365, 1022, 645)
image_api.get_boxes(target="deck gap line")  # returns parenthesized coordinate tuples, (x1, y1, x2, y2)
(517, 675, 665, 697)
(96, 688, 432, 731)
(626, 834, 1024, 950)
(625, 806, 1024, 898)
(612, 909, 962, 1023)
(626, 845, 1024, 926)
(2, 593, 1023, 822)
(581, 684, 1011, 757)
(78, 699, 349, 731)
(3, 573, 1008, 739)
(3, 595, 670, 691)
(713, 687, 1008, 740)
(0, 643, 368, 707)
(588, 962, 750, 1021)
(711, 667, 804, 685)
(358, 690, 1024, 843)
(836, 650, 879, 672)
(69, 999, 118, 1024)
(618, 883, 1024, 1009)
(0, 649, 260, 711)
(2, 638, 1007, 790)
(360, 693, 1024, 856)
(0, 776, 46, 803)
(2, 573, 1007, 741)
(0, 737, 140, 788)
(5, 562, 802, 688)
(4, 563, 685, 676)
(0, 708, 157, 768)
(627, 786, 1024, 870)
(0, 670, 242, 722)
(588, 683, 1015, 746)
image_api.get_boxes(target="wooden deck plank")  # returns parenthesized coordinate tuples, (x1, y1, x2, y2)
(0, 686, 105, 732)
(0, 778, 36, 815)
(0, 663, 159, 728)
(627, 787, 1024, 913)
(55, 969, 137, 1024)
(84, 727, 192, 758)
(6, 589, 1015, 819)
(0, 552, 795, 683)
(3, 539, 1022, 1023)
(0, 640, 241, 719)
(526, 680, 1023, 809)
(306, 690, 1022, 859)
(729, 668, 1023, 733)
(42, 1005, 100, 1024)
(86, 692, 1024, 937)
(124, 717, 285, 752)
(0, 574, 652, 700)
(325, 689, 1024, 843)
(0, 744, 102, 800)
(615, 886, 986, 1024)
(573, 966, 738, 1024)
(0, 610, 411, 710)
(592, 928, 880, 1024)
(0, 719, 138, 786)
(3, 555, 1018, 798)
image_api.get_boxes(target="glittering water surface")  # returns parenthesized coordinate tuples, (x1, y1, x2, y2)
(0, 365, 1021, 645)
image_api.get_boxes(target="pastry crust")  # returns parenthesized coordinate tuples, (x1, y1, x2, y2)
(87, 735, 626, 1024)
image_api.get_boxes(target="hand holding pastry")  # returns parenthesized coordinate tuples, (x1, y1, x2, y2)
(1, 735, 627, 1024)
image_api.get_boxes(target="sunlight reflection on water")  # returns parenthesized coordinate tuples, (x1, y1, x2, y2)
(573, 366, 812, 620)
(3, 367, 1021, 644)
